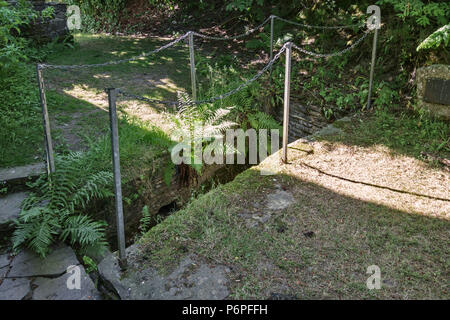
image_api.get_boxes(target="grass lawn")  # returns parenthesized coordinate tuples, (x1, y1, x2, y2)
(0, 32, 192, 168)
(136, 111, 449, 299)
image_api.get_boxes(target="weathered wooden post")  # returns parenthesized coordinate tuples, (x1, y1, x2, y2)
(107, 88, 127, 270)
(36, 64, 55, 175)
(282, 42, 292, 164)
(188, 31, 197, 101)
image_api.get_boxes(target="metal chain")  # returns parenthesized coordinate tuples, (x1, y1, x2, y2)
(291, 29, 371, 58)
(116, 89, 179, 107)
(39, 32, 190, 70)
(192, 44, 286, 105)
(116, 44, 287, 107)
(273, 15, 365, 30)
(192, 16, 272, 41)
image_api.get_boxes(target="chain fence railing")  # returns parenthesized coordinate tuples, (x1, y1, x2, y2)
(291, 29, 371, 58)
(272, 15, 365, 30)
(116, 43, 288, 107)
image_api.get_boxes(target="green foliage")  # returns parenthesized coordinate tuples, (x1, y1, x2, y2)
(163, 162, 176, 186)
(0, 0, 55, 72)
(417, 24, 450, 51)
(12, 151, 113, 257)
(68, 0, 127, 32)
(139, 205, 152, 235)
(0, 65, 43, 167)
(170, 91, 237, 172)
(247, 111, 281, 130)
(82, 255, 98, 273)
(377, 0, 449, 27)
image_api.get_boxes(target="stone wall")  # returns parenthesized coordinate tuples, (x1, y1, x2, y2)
(100, 152, 227, 243)
(275, 100, 330, 142)
(8, 0, 70, 42)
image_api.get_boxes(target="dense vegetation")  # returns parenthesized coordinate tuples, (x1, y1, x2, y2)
(1, 0, 448, 258)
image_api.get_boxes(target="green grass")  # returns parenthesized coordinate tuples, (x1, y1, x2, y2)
(135, 109, 450, 299)
(0, 65, 43, 167)
(0, 32, 192, 168)
(137, 166, 449, 299)
(329, 106, 450, 161)
(43, 32, 191, 102)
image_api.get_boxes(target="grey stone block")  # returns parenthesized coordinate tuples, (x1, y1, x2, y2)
(0, 254, 11, 269)
(416, 64, 450, 120)
(98, 247, 229, 300)
(0, 278, 30, 300)
(0, 163, 45, 183)
(0, 192, 27, 228)
(266, 190, 295, 211)
(8, 244, 79, 278)
(32, 265, 101, 300)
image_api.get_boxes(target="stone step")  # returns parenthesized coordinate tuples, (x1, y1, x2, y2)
(0, 163, 46, 191)
(0, 191, 28, 232)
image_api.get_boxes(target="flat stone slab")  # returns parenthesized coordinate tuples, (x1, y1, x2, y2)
(0, 278, 30, 300)
(312, 124, 343, 138)
(8, 244, 79, 278)
(0, 162, 45, 183)
(266, 190, 295, 211)
(32, 265, 101, 300)
(0, 254, 11, 269)
(0, 192, 27, 227)
(98, 245, 229, 300)
(1, 244, 102, 300)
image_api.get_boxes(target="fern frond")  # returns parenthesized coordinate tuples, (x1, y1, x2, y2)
(61, 215, 107, 249)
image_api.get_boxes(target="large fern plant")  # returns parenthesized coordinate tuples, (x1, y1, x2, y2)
(170, 92, 238, 169)
(13, 151, 113, 257)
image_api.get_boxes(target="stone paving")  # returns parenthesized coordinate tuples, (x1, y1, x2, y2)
(0, 192, 28, 232)
(0, 244, 101, 300)
(98, 245, 230, 300)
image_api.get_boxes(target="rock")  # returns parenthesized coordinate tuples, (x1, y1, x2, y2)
(416, 64, 450, 120)
(98, 248, 229, 300)
(0, 278, 31, 300)
(266, 190, 295, 211)
(252, 213, 272, 224)
(0, 192, 27, 230)
(32, 265, 101, 300)
(0, 253, 11, 269)
(8, 244, 79, 278)
(0, 163, 45, 184)
(312, 124, 343, 138)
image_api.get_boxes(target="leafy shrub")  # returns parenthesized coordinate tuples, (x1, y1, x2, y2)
(0, 0, 54, 72)
(68, 0, 126, 32)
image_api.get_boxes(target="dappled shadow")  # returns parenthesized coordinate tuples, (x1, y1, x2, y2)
(42, 33, 191, 111)
(314, 112, 450, 167)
